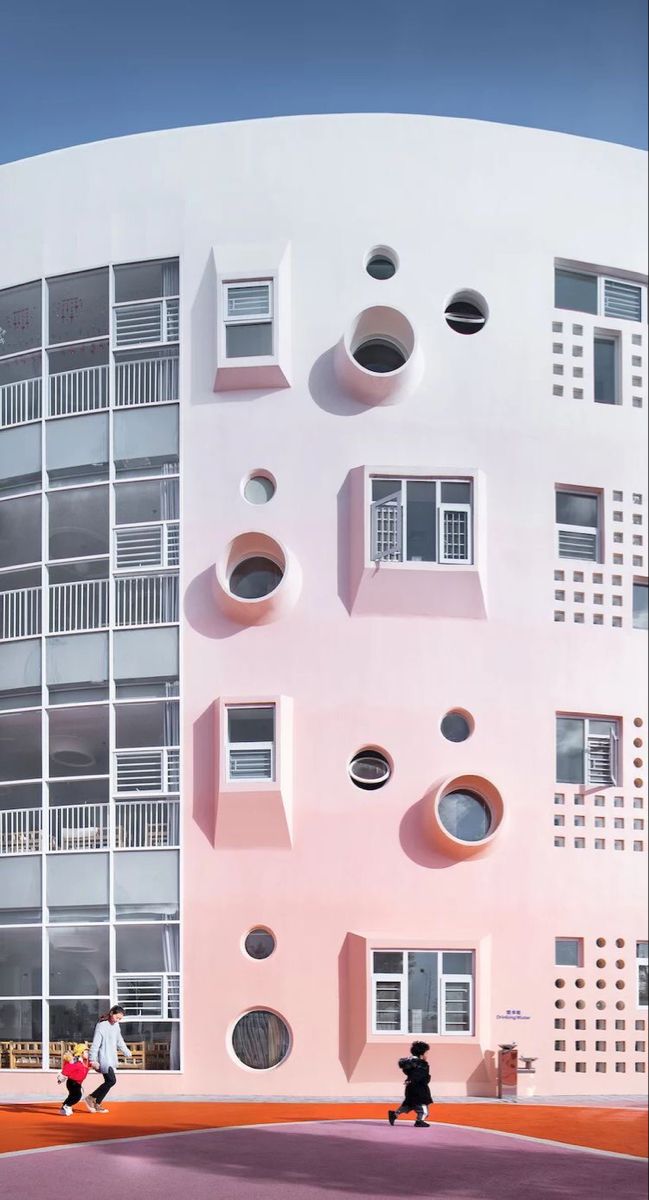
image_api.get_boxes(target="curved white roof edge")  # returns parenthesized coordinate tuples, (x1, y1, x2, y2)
(1, 111, 647, 171)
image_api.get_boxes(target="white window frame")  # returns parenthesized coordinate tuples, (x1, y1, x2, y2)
(222, 280, 275, 361)
(554, 266, 646, 323)
(637, 943, 648, 1009)
(226, 704, 275, 783)
(370, 949, 475, 1036)
(370, 478, 473, 565)
(556, 489, 601, 562)
(556, 715, 620, 786)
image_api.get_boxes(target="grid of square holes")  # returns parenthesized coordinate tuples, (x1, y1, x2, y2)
(554, 489, 645, 627)
(553, 939, 648, 1075)
(553, 791, 645, 853)
(551, 321, 646, 409)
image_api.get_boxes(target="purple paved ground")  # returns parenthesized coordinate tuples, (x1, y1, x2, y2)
(0, 1120, 646, 1199)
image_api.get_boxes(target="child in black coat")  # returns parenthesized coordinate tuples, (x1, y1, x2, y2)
(388, 1040, 434, 1128)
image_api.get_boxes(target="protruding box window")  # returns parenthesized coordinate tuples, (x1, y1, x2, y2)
(226, 705, 275, 781)
(371, 949, 475, 1036)
(370, 477, 472, 565)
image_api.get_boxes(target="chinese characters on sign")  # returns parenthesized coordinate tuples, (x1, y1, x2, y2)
(496, 1008, 531, 1020)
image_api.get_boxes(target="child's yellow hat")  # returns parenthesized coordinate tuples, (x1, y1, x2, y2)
(73, 1042, 88, 1056)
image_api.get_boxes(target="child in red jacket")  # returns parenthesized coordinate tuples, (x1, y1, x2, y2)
(57, 1043, 92, 1116)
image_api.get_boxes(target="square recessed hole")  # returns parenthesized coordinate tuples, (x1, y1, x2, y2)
(614, 840, 625, 850)
(574, 838, 586, 849)
(574, 613, 585, 623)
(554, 611, 565, 623)
(575, 1062, 586, 1072)
(552, 322, 563, 333)
(594, 838, 605, 849)
(554, 836, 565, 847)
(553, 364, 564, 376)
(615, 1063, 626, 1073)
(573, 572, 584, 582)
(572, 325, 583, 336)
(573, 388, 583, 399)
(595, 1063, 607, 1072)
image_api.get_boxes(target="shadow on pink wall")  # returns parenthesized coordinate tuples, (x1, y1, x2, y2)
(193, 701, 216, 847)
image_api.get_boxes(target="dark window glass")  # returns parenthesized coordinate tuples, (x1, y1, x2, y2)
(441, 712, 472, 742)
(228, 707, 274, 744)
(442, 951, 473, 974)
(372, 478, 402, 503)
(48, 270, 109, 345)
(229, 557, 282, 599)
(353, 339, 406, 373)
(231, 1010, 290, 1069)
(441, 482, 471, 504)
(114, 260, 178, 303)
(555, 270, 598, 314)
(556, 492, 598, 528)
(244, 929, 276, 960)
(407, 951, 438, 1032)
(0, 281, 42, 356)
(594, 338, 617, 404)
(373, 951, 403, 974)
(366, 254, 396, 280)
(556, 939, 581, 966)
(349, 750, 391, 789)
(556, 718, 585, 784)
(439, 790, 491, 842)
(406, 480, 436, 562)
(633, 583, 648, 631)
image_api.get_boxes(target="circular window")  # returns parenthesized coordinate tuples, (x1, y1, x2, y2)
(353, 337, 406, 374)
(244, 474, 276, 505)
(445, 292, 488, 335)
(349, 749, 391, 790)
(440, 711, 473, 743)
(365, 249, 398, 280)
(231, 1010, 290, 1070)
(244, 929, 276, 960)
(438, 789, 491, 842)
(229, 556, 283, 599)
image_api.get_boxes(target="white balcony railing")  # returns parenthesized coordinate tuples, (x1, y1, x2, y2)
(115, 798, 180, 848)
(115, 748, 180, 794)
(115, 522, 180, 571)
(115, 973, 180, 1018)
(49, 580, 109, 634)
(48, 365, 108, 417)
(0, 378, 42, 429)
(114, 573, 178, 626)
(49, 804, 109, 852)
(0, 808, 42, 855)
(114, 353, 179, 407)
(114, 299, 179, 348)
(0, 587, 41, 641)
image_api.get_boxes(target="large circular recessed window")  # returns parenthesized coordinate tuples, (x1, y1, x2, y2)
(440, 711, 473, 743)
(353, 337, 406, 374)
(243, 473, 276, 505)
(445, 291, 488, 335)
(349, 749, 391, 790)
(244, 929, 276, 960)
(365, 248, 398, 280)
(231, 1010, 290, 1070)
(229, 556, 283, 599)
(438, 789, 492, 842)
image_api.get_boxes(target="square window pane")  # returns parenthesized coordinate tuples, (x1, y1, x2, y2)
(48, 997, 109, 1050)
(407, 952, 438, 1033)
(441, 482, 471, 504)
(633, 583, 648, 631)
(0, 710, 41, 782)
(46, 414, 109, 486)
(556, 938, 581, 966)
(0, 999, 42, 1049)
(48, 926, 109, 995)
(0, 856, 41, 924)
(557, 718, 585, 785)
(604, 279, 642, 322)
(225, 322, 273, 358)
(228, 707, 274, 744)
(372, 478, 402, 503)
(48, 705, 109, 777)
(114, 850, 179, 921)
(115, 479, 179, 525)
(0, 494, 41, 569)
(116, 924, 179, 972)
(47, 854, 109, 922)
(48, 486, 109, 560)
(555, 270, 598, 314)
(114, 260, 178, 303)
(0, 423, 42, 493)
(0, 927, 42, 995)
(113, 406, 179, 476)
(556, 492, 599, 528)
(442, 952, 473, 974)
(0, 281, 42, 355)
(117, 1020, 180, 1070)
(48, 269, 109, 344)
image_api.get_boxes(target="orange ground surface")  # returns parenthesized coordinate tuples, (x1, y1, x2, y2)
(0, 1101, 647, 1159)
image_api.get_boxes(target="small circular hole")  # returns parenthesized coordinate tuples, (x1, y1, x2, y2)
(444, 291, 488, 335)
(555, 979, 565, 988)
(616, 1001, 625, 1010)
(616, 939, 625, 948)
(575, 999, 586, 1010)
(575, 979, 586, 988)
(634, 738, 643, 748)
(596, 937, 606, 947)
(634, 778, 644, 788)
(555, 999, 565, 1009)
(616, 960, 625, 969)
(440, 711, 473, 743)
(365, 247, 398, 280)
(634, 758, 644, 768)
(615, 980, 625, 990)
(596, 1000, 606, 1010)
(596, 980, 606, 989)
(243, 473, 276, 505)
(596, 959, 606, 969)
(634, 717, 643, 728)
(244, 928, 276, 960)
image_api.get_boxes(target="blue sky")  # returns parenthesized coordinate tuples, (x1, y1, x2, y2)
(0, 0, 646, 164)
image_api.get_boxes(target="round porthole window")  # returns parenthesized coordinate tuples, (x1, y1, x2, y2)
(353, 337, 406, 374)
(243, 473, 276, 505)
(229, 556, 283, 599)
(365, 248, 398, 280)
(349, 749, 391, 790)
(438, 789, 492, 842)
(231, 1010, 290, 1070)
(244, 929, 276, 960)
(445, 291, 488, 335)
(440, 711, 473, 743)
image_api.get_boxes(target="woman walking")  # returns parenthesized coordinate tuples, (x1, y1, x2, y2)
(87, 1005, 132, 1112)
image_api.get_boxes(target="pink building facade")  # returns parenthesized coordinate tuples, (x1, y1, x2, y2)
(0, 115, 647, 1098)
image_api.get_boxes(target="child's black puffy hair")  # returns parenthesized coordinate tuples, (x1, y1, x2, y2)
(410, 1040, 430, 1057)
